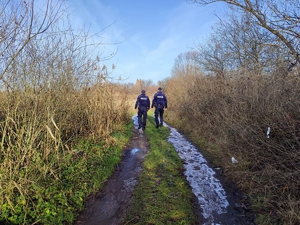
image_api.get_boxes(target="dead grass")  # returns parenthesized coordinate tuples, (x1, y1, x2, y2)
(0, 2, 134, 222)
(165, 70, 300, 224)
(0, 82, 131, 224)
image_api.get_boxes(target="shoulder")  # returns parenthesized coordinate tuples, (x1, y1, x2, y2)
(140, 95, 149, 99)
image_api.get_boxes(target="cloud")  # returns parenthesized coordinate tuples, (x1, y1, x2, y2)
(65, 0, 224, 84)
(147, 36, 181, 60)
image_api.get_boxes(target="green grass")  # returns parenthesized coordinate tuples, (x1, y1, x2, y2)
(123, 113, 197, 225)
(0, 113, 196, 225)
(0, 121, 133, 225)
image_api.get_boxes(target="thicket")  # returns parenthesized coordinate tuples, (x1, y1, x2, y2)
(165, 71, 300, 224)
(0, 1, 130, 224)
(163, 1, 300, 224)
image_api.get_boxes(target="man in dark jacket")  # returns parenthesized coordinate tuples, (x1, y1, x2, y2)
(135, 90, 150, 131)
(151, 87, 168, 128)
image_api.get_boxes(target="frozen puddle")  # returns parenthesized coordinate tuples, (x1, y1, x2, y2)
(132, 114, 139, 129)
(131, 148, 139, 155)
(132, 114, 144, 135)
(166, 124, 229, 224)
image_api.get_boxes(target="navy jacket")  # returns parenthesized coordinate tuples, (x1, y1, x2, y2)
(151, 92, 168, 108)
(135, 94, 150, 109)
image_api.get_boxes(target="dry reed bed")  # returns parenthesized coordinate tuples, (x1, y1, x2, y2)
(165, 72, 300, 224)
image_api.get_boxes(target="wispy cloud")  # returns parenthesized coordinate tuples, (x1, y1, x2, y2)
(65, 0, 224, 84)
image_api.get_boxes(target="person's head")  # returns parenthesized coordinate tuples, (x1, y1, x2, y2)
(141, 89, 146, 94)
(158, 87, 162, 92)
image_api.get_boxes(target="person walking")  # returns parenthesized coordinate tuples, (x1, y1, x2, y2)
(134, 89, 150, 131)
(151, 87, 168, 128)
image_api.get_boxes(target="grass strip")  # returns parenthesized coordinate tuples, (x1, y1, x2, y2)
(0, 121, 133, 225)
(123, 114, 197, 225)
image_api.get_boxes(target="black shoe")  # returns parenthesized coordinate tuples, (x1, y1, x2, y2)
(159, 123, 163, 127)
(155, 124, 159, 128)
(138, 124, 142, 129)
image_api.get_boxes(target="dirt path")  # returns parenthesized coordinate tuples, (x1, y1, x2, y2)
(74, 118, 255, 225)
(74, 127, 149, 225)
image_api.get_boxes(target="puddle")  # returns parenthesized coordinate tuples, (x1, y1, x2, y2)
(166, 124, 229, 225)
(132, 114, 139, 129)
(74, 116, 149, 225)
(132, 114, 145, 135)
(131, 148, 139, 155)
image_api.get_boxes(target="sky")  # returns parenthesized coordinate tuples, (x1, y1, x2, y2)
(66, 0, 225, 85)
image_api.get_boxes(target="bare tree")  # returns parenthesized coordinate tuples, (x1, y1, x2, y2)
(172, 52, 202, 78)
(201, 10, 289, 75)
(195, 36, 229, 78)
(0, 0, 64, 87)
(135, 79, 153, 91)
(189, 0, 300, 70)
(142, 79, 154, 90)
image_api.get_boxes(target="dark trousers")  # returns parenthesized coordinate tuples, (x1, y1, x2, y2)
(138, 106, 148, 128)
(154, 106, 164, 126)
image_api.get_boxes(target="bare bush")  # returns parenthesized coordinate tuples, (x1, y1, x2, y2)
(165, 0, 300, 223)
(0, 0, 130, 223)
(166, 68, 300, 223)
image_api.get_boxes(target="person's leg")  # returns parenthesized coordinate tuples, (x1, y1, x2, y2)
(159, 108, 164, 126)
(142, 107, 147, 130)
(154, 107, 159, 128)
(137, 109, 142, 129)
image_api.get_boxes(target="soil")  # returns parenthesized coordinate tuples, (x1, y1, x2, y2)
(74, 128, 149, 225)
(74, 125, 256, 225)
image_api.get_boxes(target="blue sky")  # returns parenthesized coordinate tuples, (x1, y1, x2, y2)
(67, 0, 225, 85)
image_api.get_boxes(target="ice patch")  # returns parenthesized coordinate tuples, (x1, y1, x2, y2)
(166, 125, 229, 223)
(132, 114, 139, 129)
(131, 148, 139, 155)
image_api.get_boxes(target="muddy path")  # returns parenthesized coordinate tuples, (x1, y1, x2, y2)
(74, 116, 255, 225)
(74, 125, 149, 225)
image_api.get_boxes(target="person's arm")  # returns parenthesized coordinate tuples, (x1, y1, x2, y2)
(147, 96, 150, 110)
(135, 96, 139, 109)
(151, 95, 155, 108)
